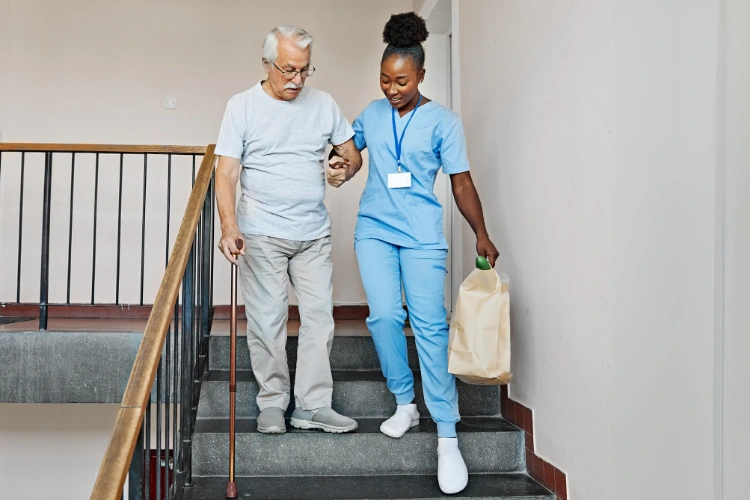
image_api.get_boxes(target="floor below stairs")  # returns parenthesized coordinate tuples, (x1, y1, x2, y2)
(186, 320, 553, 500)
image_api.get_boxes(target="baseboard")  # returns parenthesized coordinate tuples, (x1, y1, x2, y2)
(0, 303, 370, 321)
(212, 305, 370, 321)
(501, 385, 569, 500)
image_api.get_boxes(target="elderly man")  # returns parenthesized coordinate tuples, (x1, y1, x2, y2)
(215, 25, 362, 434)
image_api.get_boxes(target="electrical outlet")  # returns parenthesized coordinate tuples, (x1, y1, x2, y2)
(164, 97, 177, 109)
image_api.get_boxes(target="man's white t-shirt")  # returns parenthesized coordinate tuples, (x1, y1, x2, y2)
(215, 82, 354, 241)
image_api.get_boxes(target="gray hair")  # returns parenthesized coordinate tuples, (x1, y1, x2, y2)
(262, 25, 314, 64)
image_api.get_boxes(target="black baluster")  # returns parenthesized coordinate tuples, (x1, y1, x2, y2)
(91, 153, 100, 304)
(16, 153, 25, 303)
(66, 153, 76, 304)
(128, 424, 144, 500)
(172, 297, 179, 497)
(116, 153, 123, 305)
(181, 246, 195, 486)
(145, 396, 152, 500)
(165, 155, 172, 269)
(209, 173, 216, 311)
(140, 154, 148, 306)
(156, 356, 162, 500)
(39, 152, 53, 330)
(163, 311, 172, 498)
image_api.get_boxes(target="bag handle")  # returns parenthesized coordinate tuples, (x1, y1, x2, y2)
(476, 255, 492, 270)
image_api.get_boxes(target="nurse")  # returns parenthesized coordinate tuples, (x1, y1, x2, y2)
(327, 12, 499, 495)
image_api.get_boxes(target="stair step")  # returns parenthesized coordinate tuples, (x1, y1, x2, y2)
(191, 417, 524, 477)
(209, 335, 420, 372)
(197, 371, 501, 419)
(184, 474, 553, 500)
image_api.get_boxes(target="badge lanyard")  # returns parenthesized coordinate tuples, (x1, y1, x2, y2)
(391, 94, 423, 173)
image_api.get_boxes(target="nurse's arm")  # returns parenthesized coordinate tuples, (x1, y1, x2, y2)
(450, 171, 500, 267)
(216, 155, 245, 265)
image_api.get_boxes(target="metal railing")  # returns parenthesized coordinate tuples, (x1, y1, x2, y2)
(90, 144, 216, 499)
(0, 144, 207, 329)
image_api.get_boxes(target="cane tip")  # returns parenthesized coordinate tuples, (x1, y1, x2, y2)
(226, 481, 238, 498)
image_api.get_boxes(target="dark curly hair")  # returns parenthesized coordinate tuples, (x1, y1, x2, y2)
(382, 12, 429, 70)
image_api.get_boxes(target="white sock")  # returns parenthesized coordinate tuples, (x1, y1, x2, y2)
(396, 403, 419, 416)
(380, 403, 420, 438)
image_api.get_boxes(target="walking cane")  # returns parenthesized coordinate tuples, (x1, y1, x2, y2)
(226, 239, 243, 499)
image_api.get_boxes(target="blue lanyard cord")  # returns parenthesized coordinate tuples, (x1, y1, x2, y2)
(391, 94, 423, 172)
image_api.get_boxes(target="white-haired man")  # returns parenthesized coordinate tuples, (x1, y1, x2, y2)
(215, 25, 362, 434)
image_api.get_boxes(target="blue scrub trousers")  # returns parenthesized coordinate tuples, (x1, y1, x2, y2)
(355, 238, 460, 438)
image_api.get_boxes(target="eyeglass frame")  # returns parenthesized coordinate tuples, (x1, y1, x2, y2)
(270, 62, 315, 80)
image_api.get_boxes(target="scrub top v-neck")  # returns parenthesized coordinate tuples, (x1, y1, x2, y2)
(352, 98, 471, 250)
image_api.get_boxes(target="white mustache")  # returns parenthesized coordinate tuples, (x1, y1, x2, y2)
(285, 82, 303, 90)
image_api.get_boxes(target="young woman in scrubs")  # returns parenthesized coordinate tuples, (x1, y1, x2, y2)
(327, 12, 499, 495)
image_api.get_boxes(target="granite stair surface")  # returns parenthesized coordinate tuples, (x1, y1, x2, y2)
(185, 323, 553, 500)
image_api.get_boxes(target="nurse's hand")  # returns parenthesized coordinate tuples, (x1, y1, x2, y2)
(327, 156, 350, 188)
(476, 235, 500, 268)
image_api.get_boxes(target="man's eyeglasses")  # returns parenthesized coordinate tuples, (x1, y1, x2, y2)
(272, 62, 315, 80)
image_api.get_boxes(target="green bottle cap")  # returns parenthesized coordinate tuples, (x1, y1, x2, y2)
(475, 255, 492, 270)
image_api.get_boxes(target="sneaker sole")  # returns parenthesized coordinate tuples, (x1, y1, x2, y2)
(289, 417, 358, 434)
(257, 425, 286, 434)
(380, 418, 420, 439)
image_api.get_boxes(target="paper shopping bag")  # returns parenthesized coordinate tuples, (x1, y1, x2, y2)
(448, 266, 512, 385)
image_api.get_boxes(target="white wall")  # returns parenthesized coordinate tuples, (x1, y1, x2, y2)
(0, 404, 119, 499)
(460, 1, 749, 499)
(612, 1, 720, 498)
(722, 0, 750, 497)
(0, 0, 412, 307)
(459, 2, 613, 499)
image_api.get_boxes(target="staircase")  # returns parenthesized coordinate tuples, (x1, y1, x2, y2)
(184, 321, 553, 500)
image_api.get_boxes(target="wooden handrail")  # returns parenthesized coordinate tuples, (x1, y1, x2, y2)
(0, 143, 206, 154)
(90, 144, 216, 500)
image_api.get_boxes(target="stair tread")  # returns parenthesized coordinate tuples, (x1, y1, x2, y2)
(194, 416, 519, 434)
(198, 370, 502, 419)
(184, 474, 553, 500)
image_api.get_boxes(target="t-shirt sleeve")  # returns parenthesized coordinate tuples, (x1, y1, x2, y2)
(352, 108, 367, 151)
(214, 99, 244, 159)
(330, 98, 355, 146)
(439, 116, 471, 175)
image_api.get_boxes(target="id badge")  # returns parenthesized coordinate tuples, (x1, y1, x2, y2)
(388, 172, 412, 189)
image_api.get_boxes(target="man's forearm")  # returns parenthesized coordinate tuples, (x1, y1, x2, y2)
(215, 157, 241, 231)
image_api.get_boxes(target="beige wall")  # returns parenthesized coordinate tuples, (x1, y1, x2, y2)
(0, 0, 412, 306)
(459, 1, 613, 498)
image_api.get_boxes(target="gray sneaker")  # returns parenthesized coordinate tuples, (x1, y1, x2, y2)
(290, 407, 358, 433)
(257, 407, 286, 434)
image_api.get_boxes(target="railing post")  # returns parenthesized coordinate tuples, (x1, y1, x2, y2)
(39, 152, 53, 330)
(128, 425, 144, 500)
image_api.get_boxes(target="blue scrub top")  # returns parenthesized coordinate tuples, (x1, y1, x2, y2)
(352, 98, 471, 250)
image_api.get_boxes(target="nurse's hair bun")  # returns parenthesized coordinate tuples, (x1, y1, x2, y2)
(383, 12, 429, 47)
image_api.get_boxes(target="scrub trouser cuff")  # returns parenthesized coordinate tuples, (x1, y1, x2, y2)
(436, 422, 457, 438)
